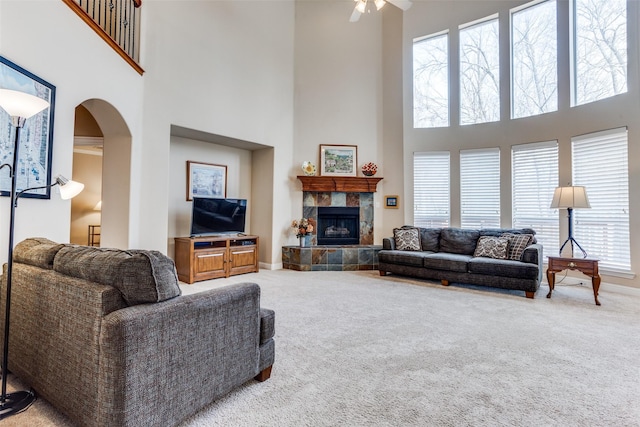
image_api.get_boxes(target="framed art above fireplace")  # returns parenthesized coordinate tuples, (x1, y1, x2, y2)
(320, 144, 357, 176)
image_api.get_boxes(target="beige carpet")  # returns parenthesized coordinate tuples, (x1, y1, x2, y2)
(4, 270, 640, 426)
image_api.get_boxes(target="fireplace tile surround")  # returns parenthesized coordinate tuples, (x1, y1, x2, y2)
(285, 176, 383, 272)
(302, 191, 374, 246)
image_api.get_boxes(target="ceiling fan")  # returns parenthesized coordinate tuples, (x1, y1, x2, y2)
(349, 0, 412, 22)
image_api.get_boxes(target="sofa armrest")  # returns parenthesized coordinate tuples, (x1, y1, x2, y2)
(98, 282, 263, 427)
(521, 243, 543, 282)
(383, 237, 396, 250)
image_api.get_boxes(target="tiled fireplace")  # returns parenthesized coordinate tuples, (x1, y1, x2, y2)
(303, 191, 374, 246)
(283, 176, 384, 271)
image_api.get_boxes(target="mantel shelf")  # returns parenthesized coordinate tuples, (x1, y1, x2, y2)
(297, 176, 383, 193)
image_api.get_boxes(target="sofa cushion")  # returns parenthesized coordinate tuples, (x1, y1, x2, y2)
(422, 253, 471, 273)
(473, 236, 509, 259)
(378, 250, 430, 267)
(393, 227, 421, 251)
(480, 228, 537, 244)
(439, 228, 480, 255)
(13, 237, 64, 269)
(501, 233, 534, 260)
(468, 257, 539, 280)
(53, 246, 181, 306)
(419, 228, 441, 252)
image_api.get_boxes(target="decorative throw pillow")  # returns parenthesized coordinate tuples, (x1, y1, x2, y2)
(501, 233, 534, 260)
(393, 227, 421, 251)
(473, 236, 509, 259)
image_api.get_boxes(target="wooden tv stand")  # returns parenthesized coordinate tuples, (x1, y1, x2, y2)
(174, 235, 259, 284)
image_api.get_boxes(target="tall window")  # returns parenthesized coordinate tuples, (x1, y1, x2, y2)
(413, 32, 449, 128)
(459, 17, 500, 125)
(572, 128, 630, 271)
(512, 141, 558, 256)
(414, 152, 450, 227)
(460, 148, 500, 228)
(511, 0, 558, 119)
(572, 0, 627, 106)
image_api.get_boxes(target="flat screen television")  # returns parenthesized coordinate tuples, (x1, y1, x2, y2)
(190, 197, 247, 236)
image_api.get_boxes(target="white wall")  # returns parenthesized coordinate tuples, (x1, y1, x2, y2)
(402, 0, 640, 288)
(293, 0, 391, 243)
(0, 0, 143, 262)
(137, 1, 295, 266)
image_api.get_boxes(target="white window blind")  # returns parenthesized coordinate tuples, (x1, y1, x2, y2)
(460, 148, 500, 229)
(572, 128, 630, 272)
(512, 141, 559, 257)
(414, 152, 450, 227)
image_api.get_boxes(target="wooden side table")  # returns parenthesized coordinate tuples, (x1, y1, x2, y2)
(546, 256, 601, 305)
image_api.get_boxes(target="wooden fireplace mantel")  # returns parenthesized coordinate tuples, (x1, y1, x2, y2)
(296, 176, 383, 193)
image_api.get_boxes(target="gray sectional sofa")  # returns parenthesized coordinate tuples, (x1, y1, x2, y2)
(379, 227, 543, 298)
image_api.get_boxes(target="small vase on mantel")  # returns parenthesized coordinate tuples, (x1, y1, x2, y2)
(299, 235, 311, 247)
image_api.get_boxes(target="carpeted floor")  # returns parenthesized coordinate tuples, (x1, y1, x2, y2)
(5, 270, 640, 426)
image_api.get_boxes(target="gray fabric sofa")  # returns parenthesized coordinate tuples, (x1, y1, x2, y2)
(379, 227, 543, 298)
(0, 238, 275, 427)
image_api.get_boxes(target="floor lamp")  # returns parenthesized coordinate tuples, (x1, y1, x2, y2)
(0, 89, 84, 419)
(550, 185, 591, 258)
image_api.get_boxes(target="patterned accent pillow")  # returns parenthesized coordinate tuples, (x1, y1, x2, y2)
(473, 236, 509, 259)
(393, 227, 421, 251)
(501, 233, 534, 260)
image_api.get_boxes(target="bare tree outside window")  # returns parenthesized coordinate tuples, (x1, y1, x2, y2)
(460, 18, 500, 125)
(511, 0, 557, 119)
(413, 33, 449, 128)
(574, 0, 627, 106)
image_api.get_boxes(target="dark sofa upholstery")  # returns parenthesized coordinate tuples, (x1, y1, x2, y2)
(0, 238, 275, 427)
(379, 227, 543, 298)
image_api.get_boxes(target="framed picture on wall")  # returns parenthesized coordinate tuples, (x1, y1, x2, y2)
(320, 144, 357, 176)
(0, 55, 56, 199)
(186, 161, 227, 201)
(385, 195, 399, 209)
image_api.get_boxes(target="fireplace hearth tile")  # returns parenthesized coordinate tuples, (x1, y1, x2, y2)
(282, 245, 381, 272)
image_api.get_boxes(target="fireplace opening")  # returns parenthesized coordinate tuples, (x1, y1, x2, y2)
(317, 206, 359, 245)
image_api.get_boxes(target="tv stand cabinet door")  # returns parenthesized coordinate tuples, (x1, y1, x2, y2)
(193, 248, 227, 281)
(229, 245, 258, 276)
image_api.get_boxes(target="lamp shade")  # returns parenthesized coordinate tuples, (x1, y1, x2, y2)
(0, 89, 49, 119)
(550, 186, 591, 209)
(55, 175, 85, 200)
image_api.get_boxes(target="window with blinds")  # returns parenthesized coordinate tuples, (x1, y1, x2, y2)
(460, 148, 500, 228)
(512, 141, 559, 257)
(414, 152, 450, 227)
(572, 128, 630, 272)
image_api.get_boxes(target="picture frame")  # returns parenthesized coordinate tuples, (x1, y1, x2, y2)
(186, 161, 227, 201)
(385, 195, 399, 209)
(320, 144, 357, 177)
(0, 56, 56, 199)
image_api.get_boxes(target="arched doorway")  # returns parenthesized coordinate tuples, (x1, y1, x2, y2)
(71, 99, 131, 249)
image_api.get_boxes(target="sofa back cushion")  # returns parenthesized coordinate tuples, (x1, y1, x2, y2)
(13, 237, 65, 269)
(53, 246, 181, 306)
(440, 228, 480, 255)
(419, 228, 441, 252)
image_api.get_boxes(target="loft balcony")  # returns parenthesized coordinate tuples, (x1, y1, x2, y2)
(62, 0, 144, 75)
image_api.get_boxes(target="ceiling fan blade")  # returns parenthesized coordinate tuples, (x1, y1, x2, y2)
(387, 0, 412, 11)
(349, 6, 362, 22)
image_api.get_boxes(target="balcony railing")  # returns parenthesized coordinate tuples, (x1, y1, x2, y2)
(62, 0, 143, 75)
